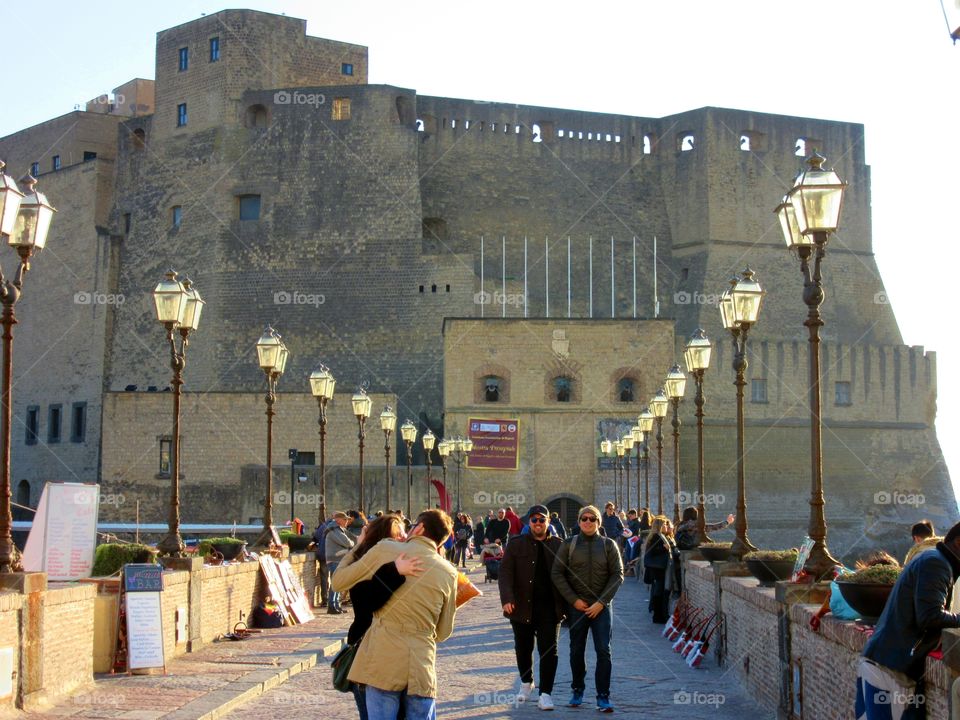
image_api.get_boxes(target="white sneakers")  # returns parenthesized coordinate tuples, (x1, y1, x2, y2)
(537, 693, 555, 711)
(516, 682, 536, 703)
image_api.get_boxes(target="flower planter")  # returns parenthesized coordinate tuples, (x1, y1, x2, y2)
(699, 546, 732, 563)
(745, 559, 796, 587)
(835, 581, 894, 624)
(285, 535, 312, 552)
(211, 541, 246, 561)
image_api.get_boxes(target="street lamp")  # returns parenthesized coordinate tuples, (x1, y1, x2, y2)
(451, 436, 472, 512)
(600, 438, 613, 504)
(775, 152, 847, 578)
(255, 327, 289, 547)
(0, 169, 54, 573)
(684, 328, 713, 542)
(637, 407, 654, 509)
(614, 440, 625, 510)
(621, 431, 635, 510)
(153, 271, 203, 556)
(665, 364, 687, 524)
(380, 406, 396, 512)
(650, 389, 669, 515)
(351, 388, 372, 513)
(438, 439, 452, 509)
(400, 419, 417, 519)
(720, 269, 764, 559)
(422, 429, 436, 509)
(631, 425, 643, 511)
(309, 364, 335, 524)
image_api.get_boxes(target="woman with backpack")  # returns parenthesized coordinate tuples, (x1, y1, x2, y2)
(453, 513, 473, 568)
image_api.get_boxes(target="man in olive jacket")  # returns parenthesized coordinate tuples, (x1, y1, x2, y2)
(331, 509, 457, 720)
(551, 504, 624, 713)
(499, 504, 565, 711)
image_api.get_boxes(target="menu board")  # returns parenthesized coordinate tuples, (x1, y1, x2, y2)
(125, 591, 165, 670)
(22, 482, 99, 580)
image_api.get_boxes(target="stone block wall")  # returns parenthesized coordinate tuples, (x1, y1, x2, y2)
(199, 562, 264, 643)
(0, 592, 23, 710)
(160, 569, 190, 660)
(40, 584, 96, 703)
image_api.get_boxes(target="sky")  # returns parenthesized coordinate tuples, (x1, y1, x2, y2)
(1, 1, 958, 493)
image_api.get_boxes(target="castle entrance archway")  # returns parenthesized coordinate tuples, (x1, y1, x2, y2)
(544, 493, 586, 536)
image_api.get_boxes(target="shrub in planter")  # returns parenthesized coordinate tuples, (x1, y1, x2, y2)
(698, 542, 732, 563)
(743, 549, 799, 585)
(92, 543, 158, 577)
(845, 565, 900, 584)
(280, 530, 313, 552)
(836, 565, 901, 623)
(199, 536, 246, 561)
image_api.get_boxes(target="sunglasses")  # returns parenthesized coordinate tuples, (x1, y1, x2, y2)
(579, 515, 598, 523)
(529, 516, 547, 524)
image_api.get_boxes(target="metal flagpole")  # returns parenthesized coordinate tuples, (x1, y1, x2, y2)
(545, 237, 550, 318)
(633, 236, 637, 318)
(502, 235, 506, 318)
(610, 236, 615, 318)
(653, 236, 660, 318)
(589, 237, 593, 318)
(523, 236, 528, 318)
(567, 236, 571, 318)
(480, 236, 484, 318)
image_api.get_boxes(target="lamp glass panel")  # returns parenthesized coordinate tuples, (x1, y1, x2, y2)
(615, 441, 624, 456)
(400, 421, 417, 443)
(665, 367, 687, 399)
(631, 425, 643, 443)
(309, 368, 336, 398)
(379, 407, 396, 432)
(256, 329, 281, 370)
(622, 433, 635, 450)
(732, 275, 764, 325)
(153, 274, 187, 325)
(776, 198, 810, 247)
(684, 335, 712, 372)
(276, 345, 289, 375)
(0, 173, 23, 237)
(463, 438, 474, 453)
(638, 409, 654, 432)
(438, 440, 451, 457)
(11, 187, 55, 250)
(719, 290, 736, 329)
(791, 169, 845, 234)
(650, 391, 669, 418)
(422, 430, 436, 451)
(180, 286, 204, 331)
(351, 392, 372, 418)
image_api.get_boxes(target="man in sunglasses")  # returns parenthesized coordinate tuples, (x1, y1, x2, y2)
(499, 504, 565, 711)
(550, 504, 624, 712)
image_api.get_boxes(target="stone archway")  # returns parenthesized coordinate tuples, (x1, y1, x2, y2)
(543, 492, 586, 537)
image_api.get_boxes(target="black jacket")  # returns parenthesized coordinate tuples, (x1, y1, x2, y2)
(863, 542, 960, 680)
(643, 533, 675, 569)
(485, 518, 510, 544)
(498, 534, 565, 624)
(550, 518, 567, 539)
(346, 561, 405, 646)
(550, 531, 624, 607)
(453, 519, 473, 547)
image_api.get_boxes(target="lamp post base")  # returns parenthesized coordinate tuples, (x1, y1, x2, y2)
(803, 540, 840, 580)
(156, 532, 185, 557)
(729, 535, 758, 560)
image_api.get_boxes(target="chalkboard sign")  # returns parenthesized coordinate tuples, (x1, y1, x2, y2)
(124, 564, 164, 593)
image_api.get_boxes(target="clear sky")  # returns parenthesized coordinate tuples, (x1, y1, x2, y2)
(2, 1, 958, 497)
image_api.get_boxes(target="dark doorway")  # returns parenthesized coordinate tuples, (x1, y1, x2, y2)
(546, 495, 584, 537)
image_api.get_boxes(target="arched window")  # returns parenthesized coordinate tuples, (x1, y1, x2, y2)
(245, 104, 269, 128)
(554, 377, 572, 402)
(484, 376, 502, 402)
(132, 128, 146, 149)
(618, 378, 635, 402)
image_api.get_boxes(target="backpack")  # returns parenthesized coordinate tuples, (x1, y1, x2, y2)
(675, 524, 698, 551)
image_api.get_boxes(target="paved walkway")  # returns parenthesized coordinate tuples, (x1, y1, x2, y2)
(22, 562, 770, 719)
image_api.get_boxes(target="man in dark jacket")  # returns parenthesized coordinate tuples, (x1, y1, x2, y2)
(550, 512, 567, 539)
(600, 502, 624, 544)
(856, 521, 960, 718)
(499, 504, 565, 711)
(551, 504, 624, 712)
(313, 517, 336, 607)
(485, 508, 510, 546)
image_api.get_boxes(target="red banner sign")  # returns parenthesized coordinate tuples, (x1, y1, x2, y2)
(466, 419, 519, 470)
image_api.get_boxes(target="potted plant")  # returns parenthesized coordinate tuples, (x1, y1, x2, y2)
(744, 549, 799, 586)
(92, 543, 158, 577)
(280, 530, 313, 552)
(697, 542, 732, 563)
(835, 564, 901, 623)
(199, 536, 247, 562)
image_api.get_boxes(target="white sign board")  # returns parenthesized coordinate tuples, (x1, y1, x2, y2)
(22, 482, 99, 580)
(125, 592, 165, 670)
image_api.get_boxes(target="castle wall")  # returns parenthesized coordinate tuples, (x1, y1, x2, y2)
(0, 112, 123, 178)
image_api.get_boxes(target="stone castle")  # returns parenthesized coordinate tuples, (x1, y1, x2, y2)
(0, 9, 952, 557)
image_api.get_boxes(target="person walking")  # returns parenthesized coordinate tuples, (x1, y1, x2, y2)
(549, 511, 566, 540)
(643, 515, 674, 624)
(332, 509, 458, 720)
(313, 516, 336, 608)
(325, 511, 356, 614)
(550, 504, 624, 712)
(600, 502, 624, 543)
(504, 506, 523, 541)
(499, 504, 565, 711)
(453, 513, 473, 568)
(485, 509, 510, 546)
(473, 515, 486, 559)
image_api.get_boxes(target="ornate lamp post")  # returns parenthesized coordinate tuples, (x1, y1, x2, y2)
(255, 327, 289, 547)
(637, 407, 654, 509)
(720, 269, 765, 559)
(684, 329, 713, 542)
(614, 441, 625, 509)
(600, 438, 613, 503)
(400, 420, 417, 519)
(153, 271, 203, 556)
(422, 429, 436, 509)
(649, 389, 669, 515)
(309, 365, 335, 524)
(0, 169, 54, 573)
(438, 439, 452, 509)
(665, 364, 687, 524)
(621, 431, 635, 510)
(451, 436, 472, 512)
(379, 405, 396, 512)
(775, 152, 847, 578)
(351, 388, 372, 513)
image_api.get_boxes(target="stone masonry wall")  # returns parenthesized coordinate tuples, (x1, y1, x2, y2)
(40, 584, 96, 702)
(0, 592, 23, 711)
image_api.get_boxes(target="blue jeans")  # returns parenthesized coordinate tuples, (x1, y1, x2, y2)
(566, 604, 612, 698)
(327, 562, 341, 611)
(366, 686, 434, 720)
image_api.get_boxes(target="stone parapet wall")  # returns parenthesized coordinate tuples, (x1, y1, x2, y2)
(39, 584, 97, 705)
(0, 591, 24, 711)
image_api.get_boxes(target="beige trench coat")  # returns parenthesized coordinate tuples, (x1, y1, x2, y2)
(331, 535, 458, 697)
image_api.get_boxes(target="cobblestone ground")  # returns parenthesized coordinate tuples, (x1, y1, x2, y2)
(224, 563, 771, 719)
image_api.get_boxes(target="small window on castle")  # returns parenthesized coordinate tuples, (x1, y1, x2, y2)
(30, 162, 39, 177)
(178, 47, 189, 72)
(342, 63, 354, 76)
(209, 37, 220, 62)
(245, 104, 269, 129)
(83, 151, 97, 162)
(171, 206, 182, 228)
(431, 284, 437, 293)
(835, 381, 852, 406)
(159, 436, 172, 475)
(554, 377, 572, 403)
(532, 123, 542, 143)
(419, 285, 424, 293)
(332, 98, 351, 121)
(25, 406, 38, 446)
(678, 133, 695, 152)
(740, 135, 752, 151)
(751, 378, 768, 404)
(618, 378, 635, 403)
(52, 155, 61, 171)
(484, 376, 503, 402)
(177, 103, 187, 127)
(643, 135, 653, 154)
(238, 194, 261, 221)
(681, 268, 689, 281)
(48, 404, 62, 443)
(445, 284, 450, 292)
(123, 213, 131, 234)
(71, 402, 86, 443)
(133, 129, 146, 149)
